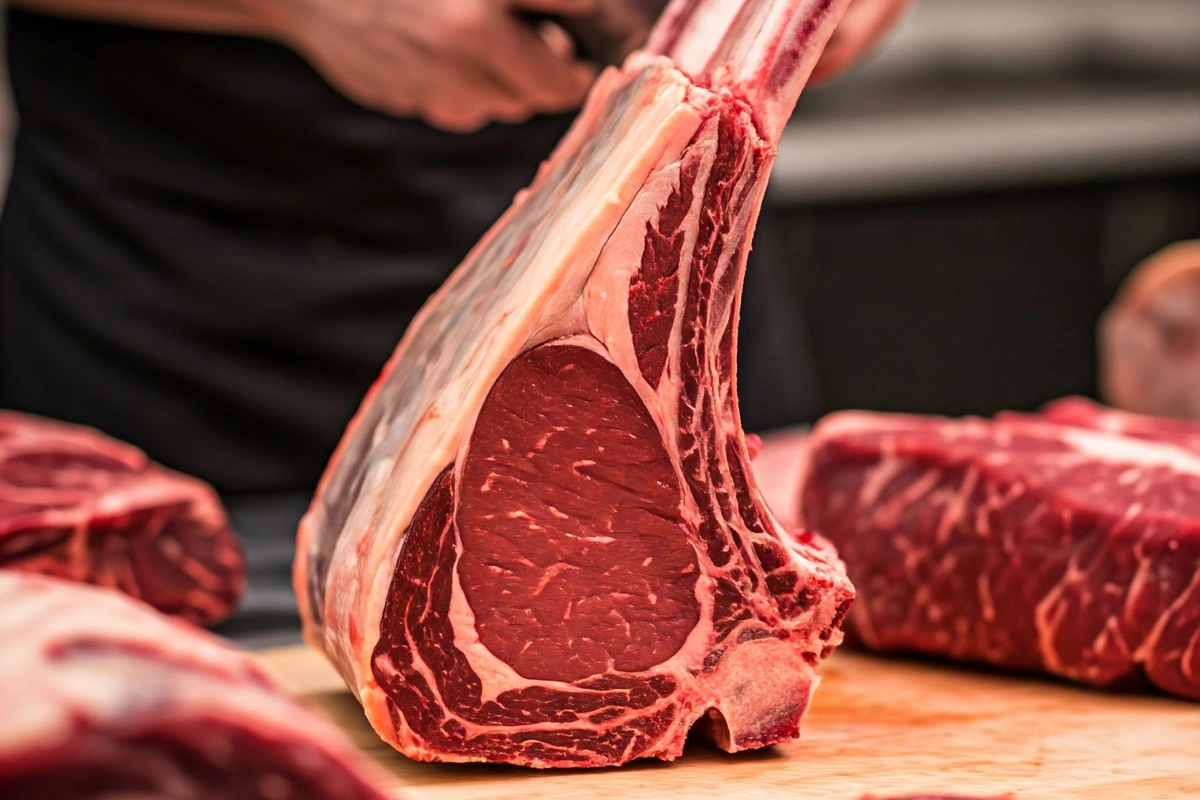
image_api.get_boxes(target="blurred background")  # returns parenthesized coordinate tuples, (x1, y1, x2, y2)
(772, 0, 1200, 418)
(3, 0, 1199, 420)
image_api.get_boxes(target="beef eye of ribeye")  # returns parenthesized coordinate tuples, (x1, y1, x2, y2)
(294, 0, 856, 769)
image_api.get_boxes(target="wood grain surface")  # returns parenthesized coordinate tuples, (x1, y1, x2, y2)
(256, 646, 1199, 800)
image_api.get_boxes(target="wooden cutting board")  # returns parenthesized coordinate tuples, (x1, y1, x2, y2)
(256, 646, 1199, 799)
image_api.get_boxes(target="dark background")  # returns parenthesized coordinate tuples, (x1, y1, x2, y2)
(765, 0, 1200, 418)
(772, 176, 1200, 417)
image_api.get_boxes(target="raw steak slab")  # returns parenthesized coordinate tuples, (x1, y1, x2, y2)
(295, 0, 855, 769)
(1028, 396, 1200, 453)
(800, 411, 1200, 701)
(0, 410, 244, 625)
(0, 572, 391, 800)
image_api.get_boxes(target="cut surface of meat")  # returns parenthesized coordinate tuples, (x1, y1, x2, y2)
(800, 410, 1200, 701)
(0, 411, 244, 625)
(294, 0, 855, 769)
(0, 572, 392, 800)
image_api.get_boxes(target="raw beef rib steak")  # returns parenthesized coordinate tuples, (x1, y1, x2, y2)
(0, 411, 244, 626)
(799, 410, 1200, 701)
(295, 0, 855, 768)
(0, 572, 392, 800)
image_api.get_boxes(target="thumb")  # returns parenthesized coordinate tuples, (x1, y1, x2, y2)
(811, 0, 911, 84)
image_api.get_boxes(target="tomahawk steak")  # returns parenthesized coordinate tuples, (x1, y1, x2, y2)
(295, 0, 855, 768)
(0, 410, 244, 626)
(0, 571, 392, 799)
(799, 410, 1200, 700)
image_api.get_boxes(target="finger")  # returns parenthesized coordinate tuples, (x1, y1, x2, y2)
(424, 108, 490, 133)
(306, 51, 417, 117)
(424, 57, 530, 132)
(811, 0, 911, 84)
(536, 19, 578, 61)
(533, 62, 598, 113)
(474, 13, 598, 109)
(425, 94, 534, 131)
(491, 101, 539, 127)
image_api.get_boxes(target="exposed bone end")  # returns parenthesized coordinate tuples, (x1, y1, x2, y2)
(702, 637, 819, 752)
(645, 0, 853, 142)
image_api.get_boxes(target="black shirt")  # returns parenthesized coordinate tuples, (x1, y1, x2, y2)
(0, 9, 819, 496)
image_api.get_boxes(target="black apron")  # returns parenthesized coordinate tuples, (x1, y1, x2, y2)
(0, 10, 820, 644)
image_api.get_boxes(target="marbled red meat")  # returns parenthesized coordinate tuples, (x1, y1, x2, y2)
(0, 411, 243, 625)
(1030, 396, 1200, 453)
(800, 410, 1200, 700)
(295, 0, 855, 769)
(0, 572, 391, 799)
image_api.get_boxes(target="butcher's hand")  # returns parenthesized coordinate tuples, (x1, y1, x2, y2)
(811, 0, 911, 83)
(279, 0, 600, 132)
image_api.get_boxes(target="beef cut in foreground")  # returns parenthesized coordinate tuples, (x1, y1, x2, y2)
(0, 411, 244, 625)
(800, 409, 1200, 700)
(295, 0, 856, 769)
(0, 572, 391, 800)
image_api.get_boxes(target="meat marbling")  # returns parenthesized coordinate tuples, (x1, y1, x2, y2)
(0, 572, 391, 799)
(800, 408, 1200, 700)
(1030, 396, 1200, 453)
(0, 410, 244, 626)
(295, 0, 856, 769)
